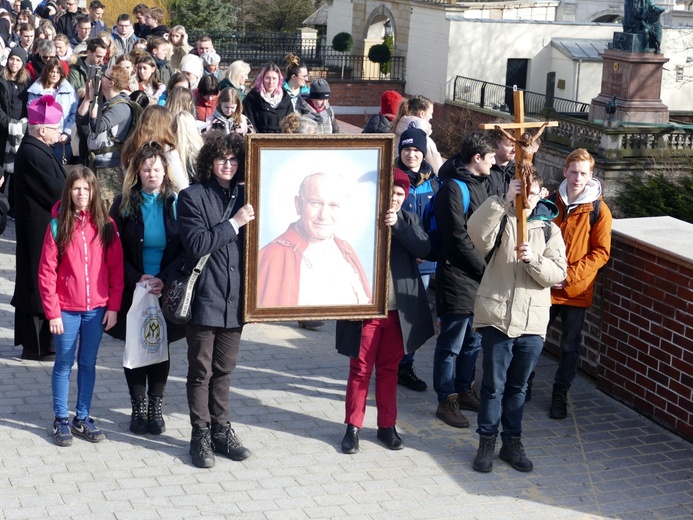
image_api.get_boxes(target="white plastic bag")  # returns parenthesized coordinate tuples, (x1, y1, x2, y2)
(123, 281, 169, 369)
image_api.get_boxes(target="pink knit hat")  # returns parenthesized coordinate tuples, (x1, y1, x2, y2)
(28, 95, 63, 125)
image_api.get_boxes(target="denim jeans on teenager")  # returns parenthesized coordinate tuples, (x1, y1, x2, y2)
(551, 305, 587, 390)
(433, 313, 481, 403)
(52, 307, 107, 419)
(476, 327, 543, 439)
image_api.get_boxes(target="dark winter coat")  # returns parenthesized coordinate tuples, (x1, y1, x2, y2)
(336, 210, 435, 357)
(0, 73, 29, 164)
(108, 190, 186, 341)
(362, 114, 393, 134)
(177, 180, 245, 329)
(434, 155, 491, 315)
(11, 134, 67, 314)
(242, 88, 294, 134)
(489, 161, 515, 198)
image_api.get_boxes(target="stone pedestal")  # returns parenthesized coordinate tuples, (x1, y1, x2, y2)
(589, 48, 669, 124)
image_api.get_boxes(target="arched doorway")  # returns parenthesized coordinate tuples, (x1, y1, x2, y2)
(363, 7, 396, 78)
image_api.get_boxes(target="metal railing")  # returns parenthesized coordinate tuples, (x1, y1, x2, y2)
(453, 76, 590, 116)
(187, 31, 405, 80)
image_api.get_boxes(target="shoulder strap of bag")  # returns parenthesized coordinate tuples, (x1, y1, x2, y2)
(177, 188, 238, 319)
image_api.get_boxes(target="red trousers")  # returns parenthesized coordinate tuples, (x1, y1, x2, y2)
(344, 311, 405, 428)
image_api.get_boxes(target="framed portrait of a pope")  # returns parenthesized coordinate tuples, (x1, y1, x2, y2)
(243, 134, 395, 322)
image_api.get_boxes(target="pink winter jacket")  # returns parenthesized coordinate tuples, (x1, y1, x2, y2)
(38, 203, 124, 320)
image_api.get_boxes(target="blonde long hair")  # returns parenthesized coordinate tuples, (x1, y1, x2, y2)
(172, 110, 204, 183)
(121, 105, 177, 171)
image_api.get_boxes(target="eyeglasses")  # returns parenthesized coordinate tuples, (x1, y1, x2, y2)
(215, 157, 239, 166)
(44, 125, 62, 133)
(102, 74, 113, 82)
(41, 54, 56, 62)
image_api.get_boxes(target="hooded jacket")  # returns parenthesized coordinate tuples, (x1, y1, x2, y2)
(27, 78, 78, 135)
(550, 178, 612, 308)
(434, 155, 492, 315)
(112, 27, 138, 56)
(468, 196, 567, 338)
(394, 115, 443, 174)
(399, 156, 438, 276)
(38, 201, 124, 320)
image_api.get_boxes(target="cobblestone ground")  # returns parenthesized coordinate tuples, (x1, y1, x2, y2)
(1, 219, 692, 519)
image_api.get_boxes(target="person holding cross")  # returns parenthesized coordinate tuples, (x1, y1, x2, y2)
(467, 174, 567, 473)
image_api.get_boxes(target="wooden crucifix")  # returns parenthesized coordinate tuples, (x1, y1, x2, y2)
(479, 89, 558, 257)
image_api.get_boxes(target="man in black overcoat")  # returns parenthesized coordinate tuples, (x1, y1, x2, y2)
(11, 95, 67, 360)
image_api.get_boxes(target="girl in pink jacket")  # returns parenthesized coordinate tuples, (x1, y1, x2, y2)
(38, 166, 124, 447)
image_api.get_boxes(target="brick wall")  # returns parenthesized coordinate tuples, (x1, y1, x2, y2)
(544, 227, 693, 441)
(597, 233, 693, 440)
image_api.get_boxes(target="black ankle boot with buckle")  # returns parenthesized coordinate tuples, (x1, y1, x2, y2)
(147, 395, 166, 435)
(130, 396, 148, 434)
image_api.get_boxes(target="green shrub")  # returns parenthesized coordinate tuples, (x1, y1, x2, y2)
(368, 43, 391, 64)
(615, 171, 693, 224)
(332, 32, 353, 53)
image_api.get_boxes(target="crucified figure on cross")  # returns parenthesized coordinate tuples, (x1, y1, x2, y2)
(494, 122, 548, 208)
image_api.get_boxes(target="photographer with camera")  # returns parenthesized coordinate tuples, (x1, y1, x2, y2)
(77, 65, 134, 209)
(68, 38, 108, 94)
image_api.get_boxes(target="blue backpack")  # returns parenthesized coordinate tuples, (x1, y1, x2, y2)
(422, 178, 470, 262)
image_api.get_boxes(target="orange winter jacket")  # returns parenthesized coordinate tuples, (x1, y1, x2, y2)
(550, 192, 612, 308)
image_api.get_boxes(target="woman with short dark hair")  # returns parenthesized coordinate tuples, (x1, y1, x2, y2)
(177, 133, 255, 468)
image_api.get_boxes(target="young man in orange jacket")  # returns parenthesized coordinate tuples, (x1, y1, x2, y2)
(539, 148, 612, 419)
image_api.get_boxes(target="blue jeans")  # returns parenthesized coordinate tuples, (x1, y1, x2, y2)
(433, 313, 481, 403)
(551, 305, 587, 390)
(52, 308, 106, 419)
(476, 327, 543, 439)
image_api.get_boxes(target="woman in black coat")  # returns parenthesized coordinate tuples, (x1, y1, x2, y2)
(242, 62, 294, 133)
(11, 96, 67, 360)
(109, 142, 186, 436)
(177, 133, 255, 468)
(0, 46, 30, 212)
(336, 169, 435, 454)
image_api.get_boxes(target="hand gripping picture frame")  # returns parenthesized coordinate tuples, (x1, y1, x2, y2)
(243, 134, 395, 322)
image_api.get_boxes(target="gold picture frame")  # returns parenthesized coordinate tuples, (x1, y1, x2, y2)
(243, 134, 395, 322)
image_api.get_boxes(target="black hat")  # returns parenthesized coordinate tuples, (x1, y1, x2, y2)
(399, 127, 427, 155)
(20, 0, 32, 10)
(8, 46, 27, 65)
(309, 79, 330, 100)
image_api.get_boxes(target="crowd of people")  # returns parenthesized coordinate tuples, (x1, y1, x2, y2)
(0, 1, 612, 473)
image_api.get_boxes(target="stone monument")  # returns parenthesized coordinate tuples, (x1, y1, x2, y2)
(589, 0, 669, 125)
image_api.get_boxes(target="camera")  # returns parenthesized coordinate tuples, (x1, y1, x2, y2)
(87, 65, 102, 97)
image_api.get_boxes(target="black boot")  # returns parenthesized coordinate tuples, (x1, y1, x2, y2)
(377, 426, 404, 450)
(341, 424, 359, 454)
(472, 434, 497, 473)
(549, 386, 568, 419)
(397, 362, 427, 391)
(499, 436, 533, 472)
(211, 422, 251, 461)
(129, 396, 148, 434)
(147, 395, 166, 435)
(190, 427, 215, 468)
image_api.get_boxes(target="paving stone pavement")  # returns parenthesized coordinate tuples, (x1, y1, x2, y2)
(1, 218, 692, 520)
